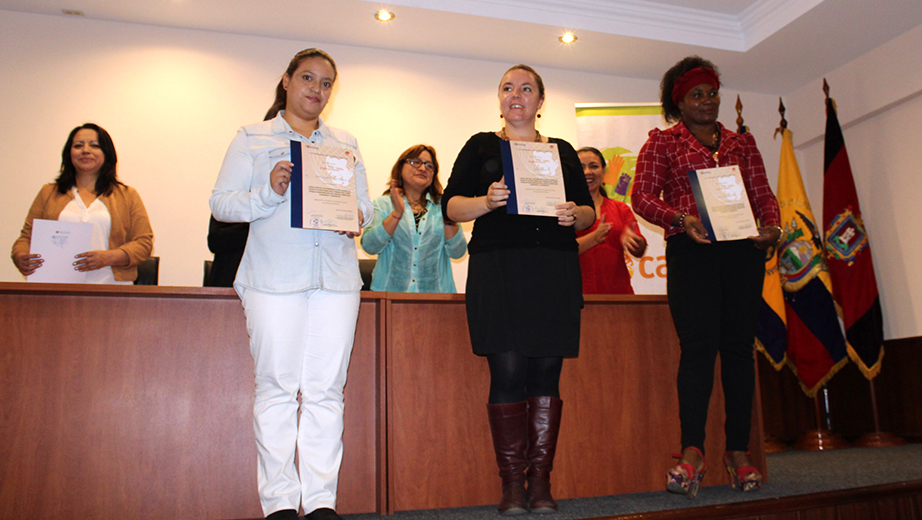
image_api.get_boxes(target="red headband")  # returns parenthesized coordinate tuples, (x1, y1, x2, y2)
(671, 67, 720, 105)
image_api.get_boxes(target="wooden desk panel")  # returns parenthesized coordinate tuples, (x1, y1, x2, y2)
(386, 295, 495, 513)
(0, 283, 381, 520)
(385, 295, 765, 512)
(1, 285, 763, 517)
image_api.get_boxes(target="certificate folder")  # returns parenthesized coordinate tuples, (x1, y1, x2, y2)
(291, 141, 305, 228)
(687, 165, 758, 241)
(290, 140, 359, 233)
(28, 219, 92, 283)
(499, 140, 566, 217)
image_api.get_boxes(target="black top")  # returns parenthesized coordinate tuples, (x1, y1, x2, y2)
(206, 215, 249, 287)
(442, 132, 593, 255)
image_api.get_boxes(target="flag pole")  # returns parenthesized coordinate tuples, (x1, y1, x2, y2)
(821, 79, 899, 448)
(854, 379, 905, 447)
(794, 386, 849, 450)
(792, 81, 850, 451)
(745, 96, 788, 453)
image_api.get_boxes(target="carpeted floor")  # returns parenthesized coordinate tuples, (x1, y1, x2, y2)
(340, 443, 922, 520)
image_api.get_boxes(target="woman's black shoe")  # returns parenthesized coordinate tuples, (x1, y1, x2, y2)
(306, 508, 342, 520)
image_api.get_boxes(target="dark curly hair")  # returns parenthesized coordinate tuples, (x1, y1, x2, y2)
(384, 144, 443, 203)
(55, 123, 123, 196)
(264, 48, 337, 121)
(660, 56, 720, 124)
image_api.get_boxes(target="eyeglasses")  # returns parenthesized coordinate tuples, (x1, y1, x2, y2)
(406, 158, 435, 171)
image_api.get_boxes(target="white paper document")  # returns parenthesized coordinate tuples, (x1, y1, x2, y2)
(501, 140, 567, 217)
(687, 165, 758, 241)
(290, 141, 360, 233)
(28, 219, 92, 283)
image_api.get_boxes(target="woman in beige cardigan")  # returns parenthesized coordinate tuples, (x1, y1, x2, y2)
(12, 123, 153, 283)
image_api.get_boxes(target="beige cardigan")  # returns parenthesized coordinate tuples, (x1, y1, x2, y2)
(12, 183, 154, 281)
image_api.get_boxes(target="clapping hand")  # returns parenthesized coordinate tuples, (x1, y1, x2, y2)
(591, 214, 612, 244)
(621, 225, 647, 257)
(389, 180, 405, 219)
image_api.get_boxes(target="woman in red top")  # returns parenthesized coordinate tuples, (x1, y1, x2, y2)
(632, 56, 781, 499)
(575, 147, 646, 294)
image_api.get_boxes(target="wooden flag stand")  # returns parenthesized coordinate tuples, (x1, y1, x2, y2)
(745, 96, 789, 456)
(763, 433, 789, 454)
(854, 379, 905, 447)
(794, 387, 849, 451)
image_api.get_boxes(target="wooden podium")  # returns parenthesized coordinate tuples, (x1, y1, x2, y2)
(0, 284, 764, 519)
(385, 293, 766, 512)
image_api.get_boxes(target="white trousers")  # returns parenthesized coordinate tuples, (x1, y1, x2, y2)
(240, 288, 360, 517)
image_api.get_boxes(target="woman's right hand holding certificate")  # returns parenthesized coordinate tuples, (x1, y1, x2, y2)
(485, 177, 509, 211)
(270, 160, 293, 196)
(13, 251, 42, 276)
(682, 214, 712, 244)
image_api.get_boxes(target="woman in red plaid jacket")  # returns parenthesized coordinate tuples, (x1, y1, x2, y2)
(632, 56, 782, 499)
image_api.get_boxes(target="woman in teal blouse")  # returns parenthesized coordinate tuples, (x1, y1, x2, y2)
(361, 144, 467, 292)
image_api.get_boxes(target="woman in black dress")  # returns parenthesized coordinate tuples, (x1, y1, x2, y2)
(442, 64, 594, 515)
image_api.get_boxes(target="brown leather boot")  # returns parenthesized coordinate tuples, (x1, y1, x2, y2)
(487, 401, 528, 516)
(526, 396, 562, 514)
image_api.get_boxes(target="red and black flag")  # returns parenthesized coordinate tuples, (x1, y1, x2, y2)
(822, 83, 884, 379)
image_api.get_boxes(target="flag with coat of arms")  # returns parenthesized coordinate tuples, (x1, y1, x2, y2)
(776, 127, 849, 396)
(822, 89, 885, 379)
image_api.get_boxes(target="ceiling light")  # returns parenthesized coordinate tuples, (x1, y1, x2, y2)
(559, 32, 577, 44)
(374, 9, 395, 22)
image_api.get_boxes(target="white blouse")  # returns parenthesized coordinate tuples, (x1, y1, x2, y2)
(58, 187, 130, 285)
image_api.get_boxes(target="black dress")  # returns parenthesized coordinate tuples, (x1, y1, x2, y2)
(442, 132, 593, 357)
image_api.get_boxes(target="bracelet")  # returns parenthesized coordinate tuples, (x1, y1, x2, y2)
(677, 212, 689, 229)
(769, 225, 785, 247)
(390, 212, 402, 220)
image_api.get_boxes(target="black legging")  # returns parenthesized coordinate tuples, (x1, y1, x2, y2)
(486, 351, 563, 404)
(666, 233, 764, 453)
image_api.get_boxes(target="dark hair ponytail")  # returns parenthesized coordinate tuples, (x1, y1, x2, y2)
(264, 48, 338, 121)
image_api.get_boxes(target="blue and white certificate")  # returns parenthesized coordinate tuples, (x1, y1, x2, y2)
(500, 140, 566, 216)
(687, 165, 758, 241)
(290, 141, 359, 233)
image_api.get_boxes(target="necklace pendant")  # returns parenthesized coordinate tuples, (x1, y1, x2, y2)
(713, 151, 719, 164)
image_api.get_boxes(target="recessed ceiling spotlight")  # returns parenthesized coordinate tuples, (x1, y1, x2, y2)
(559, 32, 577, 44)
(374, 9, 395, 22)
(61, 9, 85, 16)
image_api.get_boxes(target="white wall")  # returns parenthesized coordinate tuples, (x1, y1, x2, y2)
(1, 9, 786, 289)
(781, 22, 922, 341)
(5, 12, 917, 340)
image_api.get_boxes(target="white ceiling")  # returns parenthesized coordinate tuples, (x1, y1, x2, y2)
(3, 0, 922, 95)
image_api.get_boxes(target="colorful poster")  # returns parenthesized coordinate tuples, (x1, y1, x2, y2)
(575, 103, 667, 294)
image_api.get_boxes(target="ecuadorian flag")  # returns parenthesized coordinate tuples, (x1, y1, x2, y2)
(777, 128, 848, 397)
(755, 247, 787, 370)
